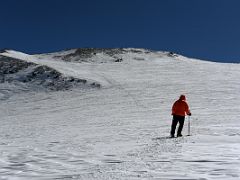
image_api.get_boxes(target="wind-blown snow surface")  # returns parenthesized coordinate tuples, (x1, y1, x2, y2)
(0, 48, 240, 179)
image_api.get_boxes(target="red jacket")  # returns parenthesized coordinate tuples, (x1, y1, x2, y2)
(172, 95, 191, 117)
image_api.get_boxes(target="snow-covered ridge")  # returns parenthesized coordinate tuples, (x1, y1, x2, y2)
(0, 48, 180, 94)
(0, 47, 236, 99)
(0, 55, 95, 87)
(0, 51, 101, 99)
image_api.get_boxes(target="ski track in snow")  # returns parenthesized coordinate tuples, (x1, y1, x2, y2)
(0, 50, 240, 179)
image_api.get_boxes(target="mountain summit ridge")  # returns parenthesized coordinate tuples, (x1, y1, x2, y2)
(1, 48, 239, 100)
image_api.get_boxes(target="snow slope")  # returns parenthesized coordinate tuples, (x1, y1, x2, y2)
(0, 48, 240, 179)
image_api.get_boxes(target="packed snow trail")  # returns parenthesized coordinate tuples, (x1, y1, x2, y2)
(0, 49, 240, 179)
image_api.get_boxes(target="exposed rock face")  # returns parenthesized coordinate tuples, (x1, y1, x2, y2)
(0, 55, 34, 75)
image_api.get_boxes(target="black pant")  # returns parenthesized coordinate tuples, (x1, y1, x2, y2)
(171, 115, 185, 136)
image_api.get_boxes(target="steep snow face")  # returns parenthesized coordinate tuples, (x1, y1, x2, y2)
(0, 48, 240, 179)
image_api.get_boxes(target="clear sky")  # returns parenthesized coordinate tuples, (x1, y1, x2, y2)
(1, 0, 240, 63)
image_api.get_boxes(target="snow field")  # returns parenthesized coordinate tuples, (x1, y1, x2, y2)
(0, 49, 240, 179)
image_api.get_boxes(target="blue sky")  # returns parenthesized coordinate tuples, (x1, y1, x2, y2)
(1, 0, 240, 62)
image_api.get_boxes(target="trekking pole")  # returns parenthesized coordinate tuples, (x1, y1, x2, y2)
(187, 115, 191, 136)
